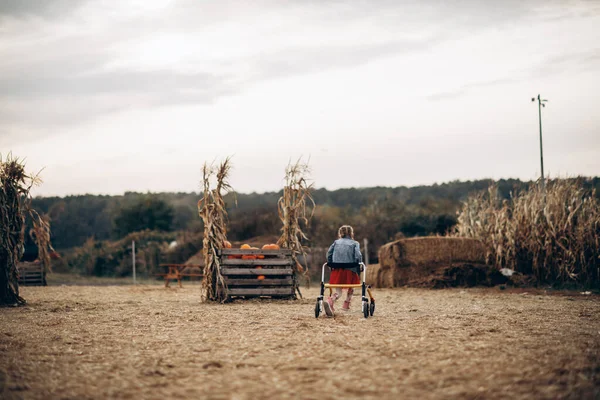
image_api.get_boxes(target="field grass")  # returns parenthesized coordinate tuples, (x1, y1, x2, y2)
(1, 285, 599, 399)
(46, 273, 168, 286)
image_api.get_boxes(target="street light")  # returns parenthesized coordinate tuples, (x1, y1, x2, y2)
(532, 94, 548, 190)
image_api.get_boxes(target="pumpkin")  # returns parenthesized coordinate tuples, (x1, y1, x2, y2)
(240, 244, 254, 258)
(240, 243, 255, 259)
(261, 243, 279, 259)
(224, 240, 237, 258)
(250, 246, 264, 259)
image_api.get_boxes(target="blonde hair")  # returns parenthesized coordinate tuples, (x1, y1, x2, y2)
(338, 225, 354, 239)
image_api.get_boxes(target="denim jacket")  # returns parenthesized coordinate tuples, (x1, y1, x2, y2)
(326, 237, 363, 269)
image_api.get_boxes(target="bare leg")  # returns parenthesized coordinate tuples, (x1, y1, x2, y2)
(343, 288, 354, 310)
(332, 288, 342, 303)
(346, 288, 354, 302)
(325, 288, 342, 317)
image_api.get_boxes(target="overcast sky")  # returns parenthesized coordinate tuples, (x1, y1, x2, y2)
(1, 0, 599, 196)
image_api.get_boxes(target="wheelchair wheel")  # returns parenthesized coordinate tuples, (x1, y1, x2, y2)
(370, 301, 375, 316)
(315, 300, 320, 318)
(362, 302, 369, 319)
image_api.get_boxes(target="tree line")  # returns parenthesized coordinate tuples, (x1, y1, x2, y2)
(25, 177, 600, 266)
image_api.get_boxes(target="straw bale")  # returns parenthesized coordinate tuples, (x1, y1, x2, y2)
(375, 237, 486, 287)
(365, 263, 379, 286)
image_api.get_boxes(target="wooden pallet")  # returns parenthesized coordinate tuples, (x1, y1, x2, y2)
(218, 249, 296, 300)
(17, 262, 46, 286)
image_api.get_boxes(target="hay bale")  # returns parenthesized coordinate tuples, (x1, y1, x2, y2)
(365, 263, 379, 286)
(376, 237, 486, 287)
(365, 263, 403, 288)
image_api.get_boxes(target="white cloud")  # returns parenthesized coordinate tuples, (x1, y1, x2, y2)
(1, 0, 599, 195)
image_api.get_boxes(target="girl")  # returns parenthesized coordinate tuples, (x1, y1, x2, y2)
(323, 225, 362, 317)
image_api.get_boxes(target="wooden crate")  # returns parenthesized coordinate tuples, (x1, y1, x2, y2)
(17, 262, 46, 286)
(218, 249, 296, 300)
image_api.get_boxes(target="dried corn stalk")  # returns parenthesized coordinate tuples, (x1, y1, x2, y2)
(30, 213, 54, 275)
(198, 158, 234, 302)
(1, 154, 51, 306)
(455, 179, 600, 287)
(277, 159, 315, 298)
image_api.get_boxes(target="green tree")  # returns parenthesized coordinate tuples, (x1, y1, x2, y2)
(113, 195, 174, 237)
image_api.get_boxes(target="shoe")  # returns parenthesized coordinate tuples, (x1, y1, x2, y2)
(342, 300, 351, 311)
(323, 297, 335, 317)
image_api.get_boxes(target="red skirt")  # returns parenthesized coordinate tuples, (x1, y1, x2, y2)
(329, 268, 360, 285)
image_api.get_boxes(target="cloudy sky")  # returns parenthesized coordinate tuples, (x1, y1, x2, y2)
(1, 0, 599, 196)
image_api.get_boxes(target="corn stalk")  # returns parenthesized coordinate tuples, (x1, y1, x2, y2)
(277, 159, 314, 298)
(0, 154, 52, 306)
(455, 179, 600, 287)
(30, 213, 53, 276)
(198, 158, 234, 302)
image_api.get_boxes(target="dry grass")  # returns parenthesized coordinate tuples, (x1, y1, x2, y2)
(376, 237, 486, 287)
(1, 285, 598, 399)
(46, 272, 163, 286)
(455, 180, 600, 287)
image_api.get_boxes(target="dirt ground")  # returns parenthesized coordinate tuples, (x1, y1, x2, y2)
(1, 284, 599, 400)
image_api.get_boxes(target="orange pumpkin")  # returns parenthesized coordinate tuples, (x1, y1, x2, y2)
(256, 266, 265, 280)
(250, 246, 264, 259)
(224, 240, 236, 258)
(261, 244, 279, 259)
(240, 244, 253, 259)
(223, 241, 236, 258)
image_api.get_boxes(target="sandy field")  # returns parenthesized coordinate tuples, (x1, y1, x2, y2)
(1, 284, 599, 400)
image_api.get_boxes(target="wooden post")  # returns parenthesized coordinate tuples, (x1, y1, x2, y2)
(132, 240, 136, 285)
(363, 238, 369, 266)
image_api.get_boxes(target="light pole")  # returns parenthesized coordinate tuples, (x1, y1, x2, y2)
(532, 94, 548, 190)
